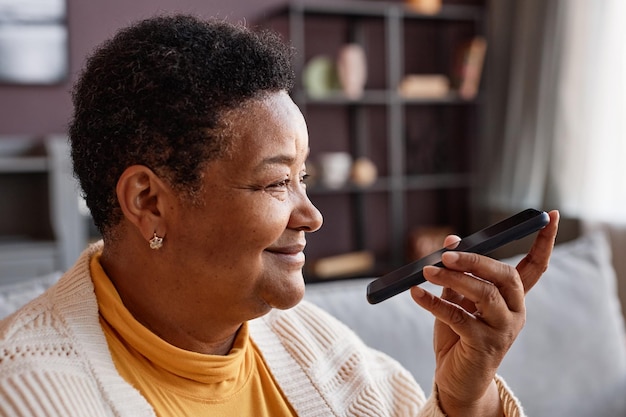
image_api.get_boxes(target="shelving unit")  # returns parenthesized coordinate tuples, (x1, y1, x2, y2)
(0, 137, 88, 284)
(263, 1, 488, 280)
(258, 1, 487, 280)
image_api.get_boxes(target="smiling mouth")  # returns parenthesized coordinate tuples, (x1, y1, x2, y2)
(265, 245, 306, 265)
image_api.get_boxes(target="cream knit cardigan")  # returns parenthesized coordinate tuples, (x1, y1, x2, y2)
(0, 242, 524, 416)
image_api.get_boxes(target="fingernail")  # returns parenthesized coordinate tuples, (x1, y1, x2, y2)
(442, 251, 459, 263)
(411, 286, 426, 298)
(424, 265, 441, 276)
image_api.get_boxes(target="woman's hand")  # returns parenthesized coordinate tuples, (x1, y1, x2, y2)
(410, 210, 559, 417)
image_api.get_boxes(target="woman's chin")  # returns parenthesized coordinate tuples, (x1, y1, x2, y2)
(263, 273, 306, 310)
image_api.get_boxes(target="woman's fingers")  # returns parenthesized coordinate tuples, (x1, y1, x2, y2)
(428, 251, 524, 314)
(411, 210, 559, 343)
(427, 209, 560, 310)
(516, 210, 560, 293)
(443, 234, 462, 249)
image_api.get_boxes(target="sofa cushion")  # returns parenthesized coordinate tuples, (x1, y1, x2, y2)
(499, 231, 626, 417)
(0, 272, 61, 319)
(304, 232, 626, 417)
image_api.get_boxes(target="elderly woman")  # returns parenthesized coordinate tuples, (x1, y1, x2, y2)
(0, 14, 558, 417)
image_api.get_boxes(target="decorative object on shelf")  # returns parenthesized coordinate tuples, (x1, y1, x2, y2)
(398, 74, 450, 99)
(336, 43, 367, 99)
(407, 225, 454, 261)
(318, 151, 352, 189)
(0, 0, 68, 85)
(304, 161, 319, 187)
(405, 0, 442, 15)
(302, 55, 340, 98)
(308, 250, 375, 279)
(453, 36, 487, 100)
(350, 156, 378, 187)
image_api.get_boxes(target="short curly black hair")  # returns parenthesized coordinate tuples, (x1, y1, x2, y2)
(69, 14, 294, 238)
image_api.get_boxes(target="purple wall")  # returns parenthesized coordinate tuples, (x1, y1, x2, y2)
(0, 0, 284, 136)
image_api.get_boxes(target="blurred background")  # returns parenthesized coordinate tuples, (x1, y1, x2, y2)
(0, 0, 624, 295)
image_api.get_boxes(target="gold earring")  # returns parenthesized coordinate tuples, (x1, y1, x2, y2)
(149, 232, 163, 250)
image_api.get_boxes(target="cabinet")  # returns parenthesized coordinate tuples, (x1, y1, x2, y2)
(261, 1, 487, 281)
(0, 136, 88, 284)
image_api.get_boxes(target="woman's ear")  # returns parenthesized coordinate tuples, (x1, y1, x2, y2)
(116, 165, 171, 241)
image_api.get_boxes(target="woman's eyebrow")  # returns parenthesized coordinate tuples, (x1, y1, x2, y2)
(254, 148, 310, 172)
(253, 154, 297, 173)
(259, 154, 296, 166)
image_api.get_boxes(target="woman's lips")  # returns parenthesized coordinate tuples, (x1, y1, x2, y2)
(265, 244, 306, 265)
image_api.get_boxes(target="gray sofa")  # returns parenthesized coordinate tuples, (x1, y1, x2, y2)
(1, 232, 625, 416)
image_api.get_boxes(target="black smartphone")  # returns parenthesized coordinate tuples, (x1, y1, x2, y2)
(366, 208, 550, 304)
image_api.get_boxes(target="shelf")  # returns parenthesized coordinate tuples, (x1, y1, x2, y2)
(405, 173, 475, 190)
(0, 239, 58, 282)
(0, 137, 48, 173)
(401, 93, 482, 105)
(268, 1, 483, 22)
(0, 137, 89, 279)
(0, 156, 48, 173)
(295, 90, 481, 106)
(308, 173, 474, 195)
(403, 4, 484, 21)
(294, 89, 390, 105)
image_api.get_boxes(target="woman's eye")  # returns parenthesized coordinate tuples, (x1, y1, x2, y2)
(263, 173, 309, 192)
(267, 179, 290, 189)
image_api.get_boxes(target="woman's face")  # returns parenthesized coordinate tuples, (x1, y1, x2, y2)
(163, 91, 323, 321)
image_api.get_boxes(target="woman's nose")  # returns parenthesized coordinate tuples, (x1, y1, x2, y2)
(290, 191, 323, 233)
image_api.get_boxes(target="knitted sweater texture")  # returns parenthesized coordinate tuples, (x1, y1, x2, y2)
(0, 242, 523, 416)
